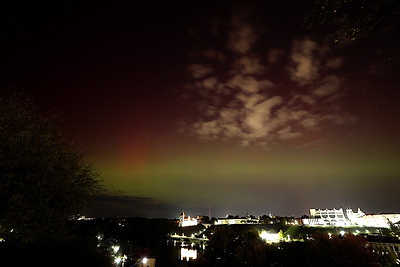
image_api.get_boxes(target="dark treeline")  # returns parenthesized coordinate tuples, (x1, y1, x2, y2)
(193, 225, 397, 266)
(0, 217, 178, 266)
(1, 217, 397, 266)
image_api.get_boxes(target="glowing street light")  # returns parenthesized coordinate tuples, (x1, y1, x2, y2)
(114, 254, 127, 266)
(259, 230, 281, 243)
(112, 245, 120, 253)
(114, 257, 122, 265)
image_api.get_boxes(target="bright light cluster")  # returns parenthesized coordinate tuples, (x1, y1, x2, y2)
(259, 230, 282, 243)
(304, 207, 400, 228)
(180, 247, 197, 261)
(110, 244, 128, 266)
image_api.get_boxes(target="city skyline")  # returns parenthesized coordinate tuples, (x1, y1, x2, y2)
(2, 0, 400, 218)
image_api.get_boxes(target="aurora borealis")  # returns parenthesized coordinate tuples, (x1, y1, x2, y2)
(2, 1, 400, 218)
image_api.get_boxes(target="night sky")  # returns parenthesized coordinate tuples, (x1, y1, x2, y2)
(2, 0, 400, 218)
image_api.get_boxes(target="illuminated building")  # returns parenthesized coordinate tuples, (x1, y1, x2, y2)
(353, 213, 400, 228)
(259, 230, 284, 243)
(215, 214, 260, 225)
(303, 207, 400, 228)
(179, 212, 260, 227)
(179, 211, 198, 227)
(180, 247, 197, 261)
(303, 208, 363, 226)
(139, 257, 156, 267)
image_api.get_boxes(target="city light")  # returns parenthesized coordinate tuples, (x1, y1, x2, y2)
(259, 231, 281, 243)
(114, 257, 122, 265)
(112, 245, 120, 253)
(180, 248, 197, 261)
(113, 254, 127, 266)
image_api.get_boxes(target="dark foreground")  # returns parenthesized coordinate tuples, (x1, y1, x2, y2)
(0, 218, 398, 266)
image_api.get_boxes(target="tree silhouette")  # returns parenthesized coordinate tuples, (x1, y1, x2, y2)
(305, 0, 400, 63)
(0, 92, 101, 245)
(304, 232, 379, 266)
(305, 0, 400, 41)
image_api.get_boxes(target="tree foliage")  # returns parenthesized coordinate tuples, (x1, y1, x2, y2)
(305, 0, 400, 42)
(0, 92, 101, 244)
(203, 226, 381, 266)
(205, 226, 268, 266)
(305, 0, 400, 64)
(304, 232, 379, 266)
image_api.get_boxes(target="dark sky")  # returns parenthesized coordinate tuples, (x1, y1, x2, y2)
(2, 0, 400, 218)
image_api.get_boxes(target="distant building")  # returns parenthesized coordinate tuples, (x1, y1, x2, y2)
(215, 214, 260, 225)
(138, 257, 156, 267)
(303, 208, 363, 227)
(179, 212, 260, 227)
(180, 247, 197, 261)
(303, 207, 400, 228)
(354, 213, 400, 228)
(179, 211, 198, 227)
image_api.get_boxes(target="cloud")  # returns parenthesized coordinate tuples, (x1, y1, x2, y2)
(203, 105, 218, 117)
(86, 194, 177, 218)
(289, 39, 329, 85)
(202, 77, 218, 91)
(227, 75, 262, 93)
(300, 117, 319, 130)
(181, 8, 356, 148)
(244, 96, 283, 133)
(187, 64, 214, 79)
(312, 75, 342, 97)
(321, 113, 357, 125)
(299, 94, 316, 105)
(233, 56, 266, 75)
(277, 126, 303, 140)
(237, 93, 264, 109)
(192, 120, 220, 139)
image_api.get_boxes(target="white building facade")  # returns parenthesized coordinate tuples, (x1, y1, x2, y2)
(179, 212, 198, 227)
(303, 207, 400, 228)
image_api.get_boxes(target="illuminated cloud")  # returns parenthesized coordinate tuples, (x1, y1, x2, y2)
(243, 96, 283, 134)
(300, 117, 319, 131)
(312, 75, 342, 98)
(182, 7, 356, 148)
(187, 64, 214, 79)
(227, 75, 263, 93)
(233, 56, 266, 75)
(228, 15, 258, 54)
(289, 39, 328, 85)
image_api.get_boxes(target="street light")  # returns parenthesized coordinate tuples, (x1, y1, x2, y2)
(112, 245, 120, 253)
(114, 257, 122, 265)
